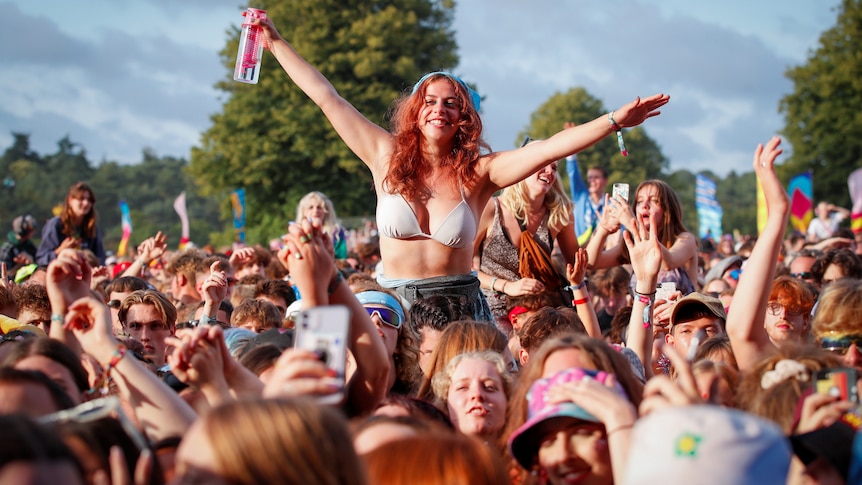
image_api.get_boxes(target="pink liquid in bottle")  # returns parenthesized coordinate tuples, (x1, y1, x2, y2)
(234, 8, 267, 84)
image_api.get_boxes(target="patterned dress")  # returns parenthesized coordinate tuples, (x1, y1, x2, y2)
(478, 198, 553, 320)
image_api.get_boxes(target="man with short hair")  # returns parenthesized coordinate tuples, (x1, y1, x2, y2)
(666, 292, 726, 357)
(165, 248, 208, 311)
(118, 289, 177, 368)
(0, 215, 38, 272)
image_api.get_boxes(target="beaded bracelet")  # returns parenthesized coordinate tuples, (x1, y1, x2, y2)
(87, 345, 127, 396)
(608, 111, 628, 157)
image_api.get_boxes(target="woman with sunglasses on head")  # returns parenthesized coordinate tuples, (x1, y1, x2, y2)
(252, 15, 668, 321)
(36, 182, 106, 266)
(350, 279, 420, 396)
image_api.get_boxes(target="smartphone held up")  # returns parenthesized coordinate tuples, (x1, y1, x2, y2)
(294, 305, 351, 405)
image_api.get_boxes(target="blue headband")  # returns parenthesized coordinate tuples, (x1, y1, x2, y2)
(355, 291, 406, 321)
(411, 71, 481, 112)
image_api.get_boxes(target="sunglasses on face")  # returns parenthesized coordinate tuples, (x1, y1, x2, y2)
(364, 306, 402, 329)
(818, 333, 862, 355)
(107, 299, 122, 309)
(728, 268, 742, 281)
(791, 272, 813, 280)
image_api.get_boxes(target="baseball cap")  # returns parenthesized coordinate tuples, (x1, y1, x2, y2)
(622, 405, 791, 485)
(704, 255, 743, 283)
(508, 367, 626, 469)
(11, 215, 36, 237)
(670, 292, 727, 328)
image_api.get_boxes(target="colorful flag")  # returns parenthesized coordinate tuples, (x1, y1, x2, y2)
(788, 171, 814, 233)
(117, 200, 133, 256)
(231, 188, 246, 243)
(173, 192, 190, 249)
(695, 174, 723, 239)
(848, 168, 862, 234)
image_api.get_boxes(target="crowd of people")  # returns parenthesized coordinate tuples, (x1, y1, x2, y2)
(1, 14, 862, 485)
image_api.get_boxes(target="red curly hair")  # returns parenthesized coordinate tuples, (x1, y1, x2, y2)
(385, 73, 489, 200)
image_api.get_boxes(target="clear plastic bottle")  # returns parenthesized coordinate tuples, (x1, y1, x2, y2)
(234, 8, 267, 84)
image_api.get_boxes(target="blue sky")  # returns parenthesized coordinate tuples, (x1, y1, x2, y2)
(0, 0, 841, 176)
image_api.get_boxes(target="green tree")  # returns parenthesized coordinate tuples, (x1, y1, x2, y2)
(514, 88, 669, 193)
(190, 0, 458, 244)
(780, 0, 862, 209)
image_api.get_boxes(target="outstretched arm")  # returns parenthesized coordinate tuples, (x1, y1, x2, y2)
(726, 137, 788, 372)
(256, 17, 392, 173)
(485, 95, 669, 190)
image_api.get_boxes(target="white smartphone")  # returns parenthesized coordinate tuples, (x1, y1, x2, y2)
(612, 182, 630, 202)
(655, 282, 677, 302)
(294, 305, 350, 404)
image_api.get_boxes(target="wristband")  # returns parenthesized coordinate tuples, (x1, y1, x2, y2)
(51, 314, 64, 324)
(198, 314, 216, 326)
(634, 291, 654, 329)
(564, 281, 587, 292)
(572, 297, 590, 306)
(608, 111, 628, 157)
(490, 277, 499, 293)
(327, 270, 344, 295)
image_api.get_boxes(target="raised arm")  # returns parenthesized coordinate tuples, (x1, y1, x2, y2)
(279, 217, 390, 416)
(726, 137, 788, 372)
(65, 296, 196, 441)
(585, 195, 625, 269)
(121, 232, 167, 279)
(484, 95, 669, 190)
(624, 213, 662, 379)
(256, 17, 392, 172)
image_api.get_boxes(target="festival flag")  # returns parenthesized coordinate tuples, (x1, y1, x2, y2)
(695, 174, 723, 239)
(787, 171, 814, 233)
(117, 200, 133, 256)
(173, 192, 190, 249)
(756, 178, 767, 235)
(231, 188, 246, 243)
(848, 168, 862, 234)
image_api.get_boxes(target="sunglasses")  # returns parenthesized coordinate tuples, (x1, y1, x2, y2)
(176, 320, 231, 330)
(107, 299, 122, 309)
(728, 268, 742, 281)
(791, 272, 813, 280)
(819, 333, 862, 355)
(365, 306, 402, 329)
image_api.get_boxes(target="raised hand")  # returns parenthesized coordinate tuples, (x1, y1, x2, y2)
(624, 213, 662, 284)
(753, 136, 788, 215)
(566, 248, 589, 287)
(137, 232, 167, 265)
(64, 296, 121, 365)
(277, 217, 336, 304)
(201, 261, 228, 307)
(612, 94, 671, 129)
(229, 247, 256, 271)
(47, 249, 94, 314)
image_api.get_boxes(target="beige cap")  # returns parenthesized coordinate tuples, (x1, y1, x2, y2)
(670, 292, 727, 327)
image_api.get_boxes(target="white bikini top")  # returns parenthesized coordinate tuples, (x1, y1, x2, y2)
(376, 187, 476, 249)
